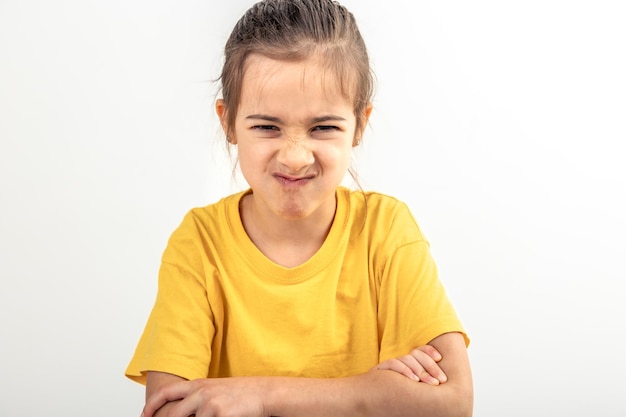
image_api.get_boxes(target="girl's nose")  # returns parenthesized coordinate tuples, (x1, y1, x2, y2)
(276, 138, 315, 173)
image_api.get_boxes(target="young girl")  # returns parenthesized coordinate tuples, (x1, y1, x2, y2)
(126, 1, 473, 416)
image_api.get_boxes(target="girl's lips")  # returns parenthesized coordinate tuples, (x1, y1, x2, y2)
(274, 174, 314, 187)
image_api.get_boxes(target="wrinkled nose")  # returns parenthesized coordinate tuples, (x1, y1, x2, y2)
(277, 139, 315, 173)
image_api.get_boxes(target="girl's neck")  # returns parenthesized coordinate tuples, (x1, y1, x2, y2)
(239, 193, 336, 267)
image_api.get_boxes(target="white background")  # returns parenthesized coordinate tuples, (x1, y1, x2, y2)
(1, 0, 625, 415)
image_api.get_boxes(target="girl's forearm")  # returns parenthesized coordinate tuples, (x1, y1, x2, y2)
(265, 369, 472, 417)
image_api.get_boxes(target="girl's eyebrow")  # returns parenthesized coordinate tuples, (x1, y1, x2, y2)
(246, 114, 282, 123)
(311, 115, 347, 124)
(245, 114, 347, 123)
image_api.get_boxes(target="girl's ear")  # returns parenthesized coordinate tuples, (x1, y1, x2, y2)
(363, 101, 373, 125)
(354, 102, 373, 146)
(216, 99, 236, 144)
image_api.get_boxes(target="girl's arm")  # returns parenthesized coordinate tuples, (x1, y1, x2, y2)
(142, 332, 473, 417)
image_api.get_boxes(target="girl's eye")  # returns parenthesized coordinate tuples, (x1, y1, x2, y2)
(310, 125, 341, 139)
(253, 125, 279, 131)
(313, 125, 339, 132)
(252, 125, 281, 138)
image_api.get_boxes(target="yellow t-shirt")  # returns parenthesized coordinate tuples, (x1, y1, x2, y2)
(125, 187, 468, 385)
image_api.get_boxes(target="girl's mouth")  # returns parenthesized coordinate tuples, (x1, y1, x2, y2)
(274, 174, 313, 187)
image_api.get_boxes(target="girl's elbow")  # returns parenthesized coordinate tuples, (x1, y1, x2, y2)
(453, 385, 474, 417)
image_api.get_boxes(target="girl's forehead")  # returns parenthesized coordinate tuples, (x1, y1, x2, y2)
(242, 54, 354, 101)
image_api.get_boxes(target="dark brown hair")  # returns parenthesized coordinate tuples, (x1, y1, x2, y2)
(219, 0, 374, 140)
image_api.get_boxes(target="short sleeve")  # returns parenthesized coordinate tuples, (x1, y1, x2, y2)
(125, 218, 215, 385)
(376, 207, 469, 362)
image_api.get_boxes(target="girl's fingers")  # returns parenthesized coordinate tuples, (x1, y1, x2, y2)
(414, 344, 443, 362)
(374, 344, 448, 385)
(167, 395, 200, 417)
(376, 359, 420, 381)
(410, 349, 447, 383)
(143, 381, 192, 417)
(399, 353, 440, 385)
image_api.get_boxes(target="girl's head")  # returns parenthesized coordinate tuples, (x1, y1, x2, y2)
(218, 0, 374, 142)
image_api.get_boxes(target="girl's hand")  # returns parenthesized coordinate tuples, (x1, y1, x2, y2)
(142, 377, 269, 417)
(372, 345, 447, 385)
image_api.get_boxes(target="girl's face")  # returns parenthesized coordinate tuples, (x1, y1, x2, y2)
(219, 54, 368, 222)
